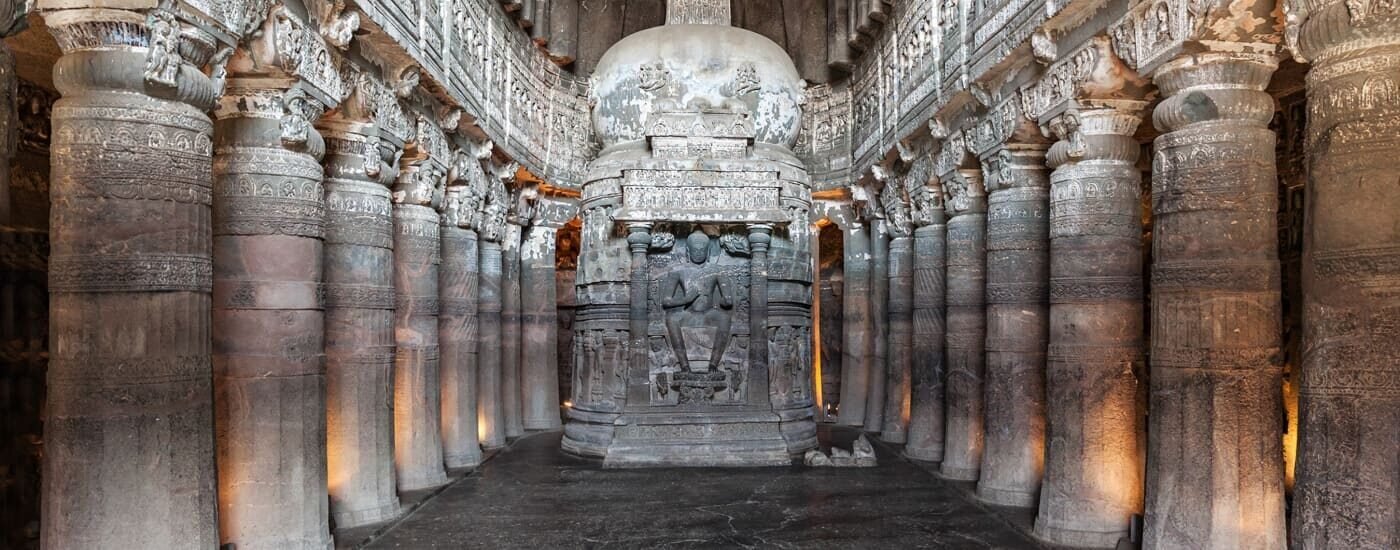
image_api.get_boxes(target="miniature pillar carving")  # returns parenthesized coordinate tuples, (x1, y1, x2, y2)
(1034, 104, 1147, 548)
(940, 168, 987, 481)
(1287, 4, 1400, 547)
(1143, 50, 1286, 550)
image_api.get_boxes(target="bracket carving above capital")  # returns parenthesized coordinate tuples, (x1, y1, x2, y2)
(965, 92, 1042, 159)
(1020, 36, 1152, 124)
(934, 131, 971, 179)
(230, 5, 347, 108)
(1109, 0, 1283, 74)
(942, 169, 987, 216)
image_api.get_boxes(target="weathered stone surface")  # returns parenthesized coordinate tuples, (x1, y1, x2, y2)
(905, 183, 947, 462)
(39, 3, 243, 545)
(211, 80, 331, 549)
(1143, 50, 1286, 550)
(940, 168, 986, 482)
(976, 145, 1049, 509)
(500, 219, 526, 438)
(836, 214, 872, 427)
(522, 198, 576, 431)
(1288, 5, 1400, 548)
(863, 217, 889, 431)
(320, 114, 401, 528)
(477, 238, 508, 450)
(439, 219, 482, 469)
(392, 156, 449, 491)
(1034, 105, 1147, 548)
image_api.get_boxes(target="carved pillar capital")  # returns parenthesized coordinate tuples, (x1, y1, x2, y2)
(942, 169, 986, 217)
(531, 196, 580, 229)
(1045, 102, 1148, 168)
(1286, 0, 1400, 62)
(38, 1, 259, 109)
(1151, 50, 1278, 132)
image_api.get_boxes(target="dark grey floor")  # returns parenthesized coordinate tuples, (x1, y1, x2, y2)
(360, 426, 1046, 549)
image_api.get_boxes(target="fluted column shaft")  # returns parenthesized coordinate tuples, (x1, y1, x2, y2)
(941, 169, 986, 481)
(211, 81, 330, 550)
(477, 240, 506, 449)
(522, 222, 563, 430)
(40, 9, 229, 546)
(864, 219, 889, 430)
(320, 119, 400, 527)
(837, 220, 872, 426)
(881, 230, 913, 443)
(1034, 104, 1146, 548)
(905, 203, 947, 461)
(977, 146, 1050, 508)
(1144, 52, 1285, 550)
(441, 223, 483, 467)
(1290, 8, 1400, 548)
(392, 168, 448, 491)
(501, 222, 525, 437)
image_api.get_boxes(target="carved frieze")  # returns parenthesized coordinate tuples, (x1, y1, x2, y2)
(615, 170, 786, 224)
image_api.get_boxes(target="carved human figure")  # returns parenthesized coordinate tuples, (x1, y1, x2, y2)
(660, 230, 736, 372)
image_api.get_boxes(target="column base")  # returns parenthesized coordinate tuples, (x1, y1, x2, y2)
(938, 464, 980, 481)
(975, 484, 1038, 508)
(397, 472, 450, 492)
(331, 500, 402, 530)
(903, 445, 943, 462)
(444, 452, 483, 470)
(1033, 518, 1127, 549)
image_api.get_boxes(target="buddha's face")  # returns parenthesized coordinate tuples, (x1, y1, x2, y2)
(686, 231, 709, 264)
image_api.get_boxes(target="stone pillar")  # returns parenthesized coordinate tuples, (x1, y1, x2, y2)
(319, 103, 401, 527)
(977, 145, 1050, 508)
(864, 217, 889, 431)
(626, 223, 652, 391)
(905, 185, 947, 461)
(835, 208, 872, 426)
(1143, 50, 1285, 549)
(749, 224, 773, 373)
(522, 198, 577, 431)
(1034, 105, 1147, 547)
(1288, 7, 1400, 547)
(391, 119, 449, 492)
(940, 168, 986, 481)
(501, 210, 527, 438)
(881, 186, 914, 444)
(211, 19, 343, 544)
(477, 232, 507, 449)
(439, 173, 483, 469)
(39, 4, 241, 547)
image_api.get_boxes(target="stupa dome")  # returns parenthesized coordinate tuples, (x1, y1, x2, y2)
(589, 24, 804, 151)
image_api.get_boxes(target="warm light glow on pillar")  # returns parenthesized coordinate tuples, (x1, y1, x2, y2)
(1283, 374, 1299, 491)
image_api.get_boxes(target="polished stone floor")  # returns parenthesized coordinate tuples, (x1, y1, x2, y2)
(358, 426, 1046, 549)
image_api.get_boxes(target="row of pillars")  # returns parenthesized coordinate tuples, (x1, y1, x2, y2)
(38, 10, 571, 549)
(834, 46, 1397, 549)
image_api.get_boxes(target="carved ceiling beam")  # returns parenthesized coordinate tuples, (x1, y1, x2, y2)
(1110, 0, 1282, 77)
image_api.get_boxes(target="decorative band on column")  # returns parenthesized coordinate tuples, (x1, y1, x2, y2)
(49, 253, 214, 293)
